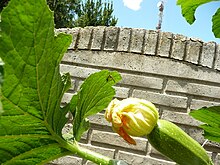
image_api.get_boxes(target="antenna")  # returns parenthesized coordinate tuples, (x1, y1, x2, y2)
(156, 0, 165, 31)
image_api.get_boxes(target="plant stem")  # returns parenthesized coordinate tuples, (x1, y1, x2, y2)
(64, 141, 112, 165)
(45, 122, 114, 164)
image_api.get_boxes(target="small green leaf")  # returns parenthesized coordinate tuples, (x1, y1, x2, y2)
(71, 70, 121, 141)
(0, 0, 73, 164)
(212, 8, 220, 38)
(190, 106, 220, 143)
(177, 0, 219, 24)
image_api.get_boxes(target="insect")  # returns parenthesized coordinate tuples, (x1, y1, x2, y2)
(106, 74, 116, 83)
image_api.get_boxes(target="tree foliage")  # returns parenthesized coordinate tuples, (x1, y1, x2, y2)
(47, 0, 81, 28)
(75, 0, 117, 27)
(0, 0, 117, 28)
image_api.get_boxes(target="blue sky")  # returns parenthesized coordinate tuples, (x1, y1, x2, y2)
(111, 0, 220, 43)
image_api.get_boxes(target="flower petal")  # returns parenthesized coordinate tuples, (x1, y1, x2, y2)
(117, 127, 136, 145)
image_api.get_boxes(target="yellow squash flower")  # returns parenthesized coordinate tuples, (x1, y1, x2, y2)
(105, 98, 159, 145)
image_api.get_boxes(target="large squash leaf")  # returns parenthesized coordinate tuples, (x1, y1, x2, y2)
(0, 0, 73, 164)
(0, 1, 127, 164)
(177, 0, 220, 38)
(190, 106, 220, 143)
(0, 59, 3, 86)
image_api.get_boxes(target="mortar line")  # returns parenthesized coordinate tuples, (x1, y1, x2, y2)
(87, 128, 93, 144)
(183, 37, 189, 61)
(155, 30, 161, 56)
(168, 33, 174, 58)
(88, 28, 94, 50)
(212, 42, 218, 69)
(101, 27, 107, 51)
(161, 78, 168, 94)
(114, 27, 120, 51)
(197, 41, 204, 65)
(128, 87, 134, 98)
(74, 28, 81, 50)
(127, 28, 132, 53)
(186, 96, 193, 113)
(113, 149, 119, 159)
(141, 29, 147, 55)
(211, 152, 218, 164)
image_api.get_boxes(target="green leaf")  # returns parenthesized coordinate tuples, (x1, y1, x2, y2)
(0, 59, 3, 114)
(190, 106, 220, 143)
(177, 0, 219, 24)
(0, 0, 73, 164)
(71, 70, 121, 141)
(200, 124, 220, 143)
(212, 8, 220, 38)
(0, 58, 3, 86)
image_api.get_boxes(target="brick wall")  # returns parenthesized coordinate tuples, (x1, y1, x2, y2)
(52, 27, 220, 165)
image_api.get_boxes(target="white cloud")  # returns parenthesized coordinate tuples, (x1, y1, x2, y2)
(123, 0, 143, 11)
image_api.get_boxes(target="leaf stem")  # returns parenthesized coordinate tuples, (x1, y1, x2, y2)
(64, 141, 112, 165)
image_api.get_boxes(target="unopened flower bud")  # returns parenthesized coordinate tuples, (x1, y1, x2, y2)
(105, 98, 159, 145)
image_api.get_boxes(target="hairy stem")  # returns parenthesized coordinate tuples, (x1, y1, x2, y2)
(64, 141, 112, 165)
